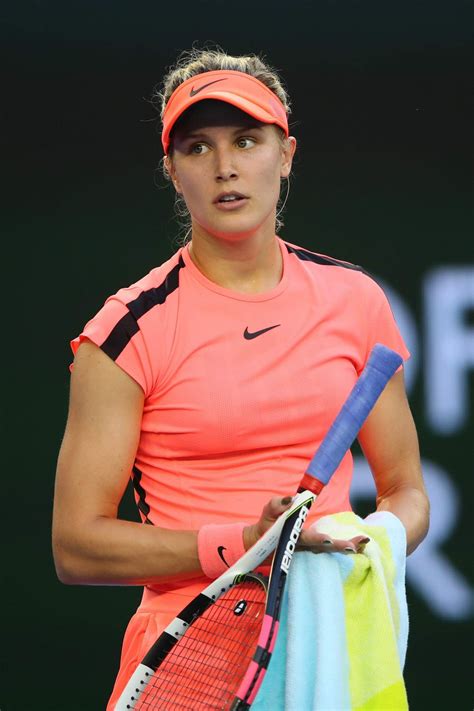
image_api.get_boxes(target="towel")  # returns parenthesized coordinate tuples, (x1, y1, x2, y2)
(253, 511, 409, 711)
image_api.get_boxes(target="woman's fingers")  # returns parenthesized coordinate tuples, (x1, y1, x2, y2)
(257, 496, 293, 533)
(243, 495, 294, 550)
(245, 496, 372, 556)
(298, 530, 370, 554)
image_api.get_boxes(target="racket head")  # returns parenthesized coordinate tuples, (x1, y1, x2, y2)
(115, 573, 267, 710)
(115, 492, 311, 711)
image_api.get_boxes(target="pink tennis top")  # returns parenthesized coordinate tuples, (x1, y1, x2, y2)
(70, 237, 409, 539)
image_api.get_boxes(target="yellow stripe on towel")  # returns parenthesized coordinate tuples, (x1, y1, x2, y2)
(315, 512, 409, 710)
(355, 681, 409, 710)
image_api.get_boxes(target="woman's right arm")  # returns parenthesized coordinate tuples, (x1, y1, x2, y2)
(52, 340, 203, 586)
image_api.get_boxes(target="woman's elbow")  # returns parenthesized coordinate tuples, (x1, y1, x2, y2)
(52, 534, 93, 585)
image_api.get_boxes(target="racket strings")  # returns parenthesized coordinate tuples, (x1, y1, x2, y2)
(135, 580, 266, 710)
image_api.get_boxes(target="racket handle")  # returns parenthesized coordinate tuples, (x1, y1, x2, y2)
(299, 344, 403, 494)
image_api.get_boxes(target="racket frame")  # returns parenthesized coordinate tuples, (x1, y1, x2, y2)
(114, 491, 314, 710)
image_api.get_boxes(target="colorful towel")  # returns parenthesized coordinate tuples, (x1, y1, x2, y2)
(253, 511, 409, 710)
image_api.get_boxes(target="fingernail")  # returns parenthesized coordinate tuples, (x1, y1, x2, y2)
(323, 539, 333, 545)
(361, 537, 371, 544)
(281, 496, 292, 505)
(345, 546, 356, 553)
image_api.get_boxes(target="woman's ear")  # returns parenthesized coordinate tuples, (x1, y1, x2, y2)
(164, 156, 182, 194)
(280, 136, 297, 179)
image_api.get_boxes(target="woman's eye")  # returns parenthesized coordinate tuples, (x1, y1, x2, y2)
(236, 137, 255, 149)
(191, 143, 209, 155)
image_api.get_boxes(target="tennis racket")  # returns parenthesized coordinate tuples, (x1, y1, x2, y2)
(115, 343, 402, 710)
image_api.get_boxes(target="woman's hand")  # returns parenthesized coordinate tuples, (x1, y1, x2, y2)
(298, 526, 369, 554)
(243, 496, 369, 555)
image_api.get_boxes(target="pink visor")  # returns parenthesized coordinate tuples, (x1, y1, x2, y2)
(161, 69, 289, 154)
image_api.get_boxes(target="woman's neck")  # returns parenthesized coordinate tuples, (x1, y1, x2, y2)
(187, 225, 283, 294)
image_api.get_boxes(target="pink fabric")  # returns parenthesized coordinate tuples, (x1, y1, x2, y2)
(197, 521, 247, 578)
(70, 238, 409, 539)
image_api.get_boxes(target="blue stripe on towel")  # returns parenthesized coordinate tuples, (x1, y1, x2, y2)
(254, 552, 354, 711)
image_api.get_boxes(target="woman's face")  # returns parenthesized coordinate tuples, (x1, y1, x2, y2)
(165, 101, 296, 241)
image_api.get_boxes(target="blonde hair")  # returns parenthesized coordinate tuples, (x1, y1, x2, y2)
(151, 46, 293, 241)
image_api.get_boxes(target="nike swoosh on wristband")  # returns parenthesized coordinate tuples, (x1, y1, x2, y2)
(243, 324, 281, 340)
(217, 545, 230, 568)
(189, 79, 227, 97)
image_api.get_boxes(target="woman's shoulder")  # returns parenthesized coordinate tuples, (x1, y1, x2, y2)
(283, 239, 376, 282)
(282, 238, 363, 272)
(282, 238, 390, 308)
(110, 248, 185, 307)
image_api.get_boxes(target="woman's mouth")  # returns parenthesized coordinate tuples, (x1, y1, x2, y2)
(214, 192, 249, 210)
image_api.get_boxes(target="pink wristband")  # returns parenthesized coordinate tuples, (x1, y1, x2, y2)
(197, 522, 247, 578)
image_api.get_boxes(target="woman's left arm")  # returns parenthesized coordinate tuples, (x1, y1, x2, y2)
(357, 368, 430, 555)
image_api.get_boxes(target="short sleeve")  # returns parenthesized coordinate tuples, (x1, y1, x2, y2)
(361, 276, 410, 372)
(69, 291, 156, 398)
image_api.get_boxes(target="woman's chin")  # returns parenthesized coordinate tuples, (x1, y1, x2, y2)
(194, 215, 275, 242)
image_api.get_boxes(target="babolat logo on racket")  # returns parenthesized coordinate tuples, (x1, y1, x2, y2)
(281, 504, 310, 574)
(233, 599, 248, 616)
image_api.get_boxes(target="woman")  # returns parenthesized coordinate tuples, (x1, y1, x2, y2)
(52, 48, 429, 709)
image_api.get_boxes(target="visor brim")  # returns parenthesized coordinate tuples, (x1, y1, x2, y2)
(162, 91, 288, 153)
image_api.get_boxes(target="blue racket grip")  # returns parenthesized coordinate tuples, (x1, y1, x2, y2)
(303, 344, 403, 488)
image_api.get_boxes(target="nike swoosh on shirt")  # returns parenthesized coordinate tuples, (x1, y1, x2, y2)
(189, 79, 227, 96)
(243, 325, 281, 340)
(217, 546, 230, 568)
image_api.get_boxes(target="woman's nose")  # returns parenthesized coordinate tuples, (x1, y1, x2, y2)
(214, 147, 238, 181)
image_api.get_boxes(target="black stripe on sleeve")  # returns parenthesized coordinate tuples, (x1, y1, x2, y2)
(285, 243, 369, 274)
(100, 256, 184, 361)
(132, 465, 154, 525)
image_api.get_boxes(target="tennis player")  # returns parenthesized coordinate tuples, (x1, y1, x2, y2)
(52, 48, 430, 709)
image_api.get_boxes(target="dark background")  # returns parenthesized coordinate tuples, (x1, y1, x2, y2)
(3, 1, 473, 709)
